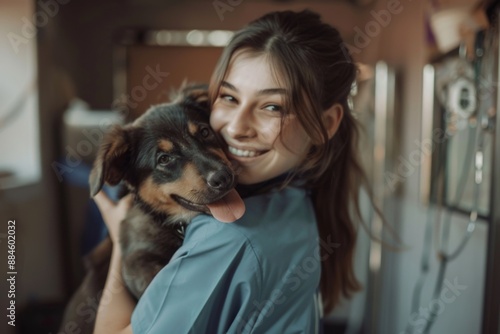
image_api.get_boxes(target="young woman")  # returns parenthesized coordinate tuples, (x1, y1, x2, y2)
(94, 9, 365, 333)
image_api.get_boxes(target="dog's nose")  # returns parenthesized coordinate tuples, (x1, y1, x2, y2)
(207, 170, 233, 190)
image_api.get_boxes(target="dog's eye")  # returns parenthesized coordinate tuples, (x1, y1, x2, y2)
(157, 154, 174, 166)
(199, 126, 211, 138)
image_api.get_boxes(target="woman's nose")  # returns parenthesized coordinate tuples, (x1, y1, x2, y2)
(226, 105, 256, 139)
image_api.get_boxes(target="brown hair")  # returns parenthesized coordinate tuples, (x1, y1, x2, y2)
(209, 10, 367, 313)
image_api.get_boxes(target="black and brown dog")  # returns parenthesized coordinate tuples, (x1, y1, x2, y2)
(59, 85, 245, 334)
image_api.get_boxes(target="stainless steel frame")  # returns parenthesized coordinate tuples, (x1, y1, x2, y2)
(420, 65, 435, 205)
(419, 21, 499, 334)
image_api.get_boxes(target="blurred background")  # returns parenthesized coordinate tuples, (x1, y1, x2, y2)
(0, 0, 499, 333)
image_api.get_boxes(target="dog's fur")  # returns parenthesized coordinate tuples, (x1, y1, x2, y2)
(59, 85, 237, 333)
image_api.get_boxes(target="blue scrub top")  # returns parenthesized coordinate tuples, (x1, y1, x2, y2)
(131, 186, 322, 334)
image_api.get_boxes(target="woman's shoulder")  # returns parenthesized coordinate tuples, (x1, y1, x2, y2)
(189, 186, 315, 236)
(134, 188, 320, 334)
(235, 185, 317, 232)
(185, 186, 319, 265)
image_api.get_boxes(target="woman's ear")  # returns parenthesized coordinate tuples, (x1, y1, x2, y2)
(323, 103, 344, 140)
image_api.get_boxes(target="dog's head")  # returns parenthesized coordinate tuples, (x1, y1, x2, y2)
(89, 84, 244, 223)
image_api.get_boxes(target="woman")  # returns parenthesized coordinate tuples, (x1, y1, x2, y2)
(94, 9, 365, 333)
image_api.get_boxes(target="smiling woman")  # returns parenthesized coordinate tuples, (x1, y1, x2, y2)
(210, 50, 313, 184)
(94, 9, 372, 334)
(206, 10, 364, 315)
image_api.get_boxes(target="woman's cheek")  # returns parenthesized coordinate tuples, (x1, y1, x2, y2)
(280, 120, 312, 155)
(210, 106, 223, 132)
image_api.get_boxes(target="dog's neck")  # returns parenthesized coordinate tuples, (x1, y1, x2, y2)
(133, 193, 190, 229)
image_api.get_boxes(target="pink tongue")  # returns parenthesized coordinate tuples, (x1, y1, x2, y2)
(206, 189, 245, 223)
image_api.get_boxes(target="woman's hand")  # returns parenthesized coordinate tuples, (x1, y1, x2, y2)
(93, 191, 133, 244)
(94, 191, 135, 334)
(93, 192, 135, 334)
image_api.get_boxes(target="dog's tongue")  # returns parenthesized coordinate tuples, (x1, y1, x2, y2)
(206, 189, 245, 223)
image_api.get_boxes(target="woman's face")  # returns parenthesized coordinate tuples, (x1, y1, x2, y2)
(210, 51, 311, 185)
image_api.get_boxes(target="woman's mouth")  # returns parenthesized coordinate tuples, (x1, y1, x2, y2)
(228, 145, 266, 158)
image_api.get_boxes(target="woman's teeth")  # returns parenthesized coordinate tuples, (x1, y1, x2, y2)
(228, 146, 261, 157)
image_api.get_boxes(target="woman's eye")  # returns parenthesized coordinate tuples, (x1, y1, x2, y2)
(220, 94, 236, 103)
(264, 104, 282, 112)
(157, 154, 174, 166)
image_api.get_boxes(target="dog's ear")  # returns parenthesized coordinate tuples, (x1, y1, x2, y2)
(89, 125, 131, 197)
(171, 82, 209, 109)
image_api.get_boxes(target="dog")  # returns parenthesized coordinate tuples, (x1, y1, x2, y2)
(59, 84, 245, 334)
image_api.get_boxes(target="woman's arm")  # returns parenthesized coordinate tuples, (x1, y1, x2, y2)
(93, 192, 135, 334)
(94, 244, 134, 334)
